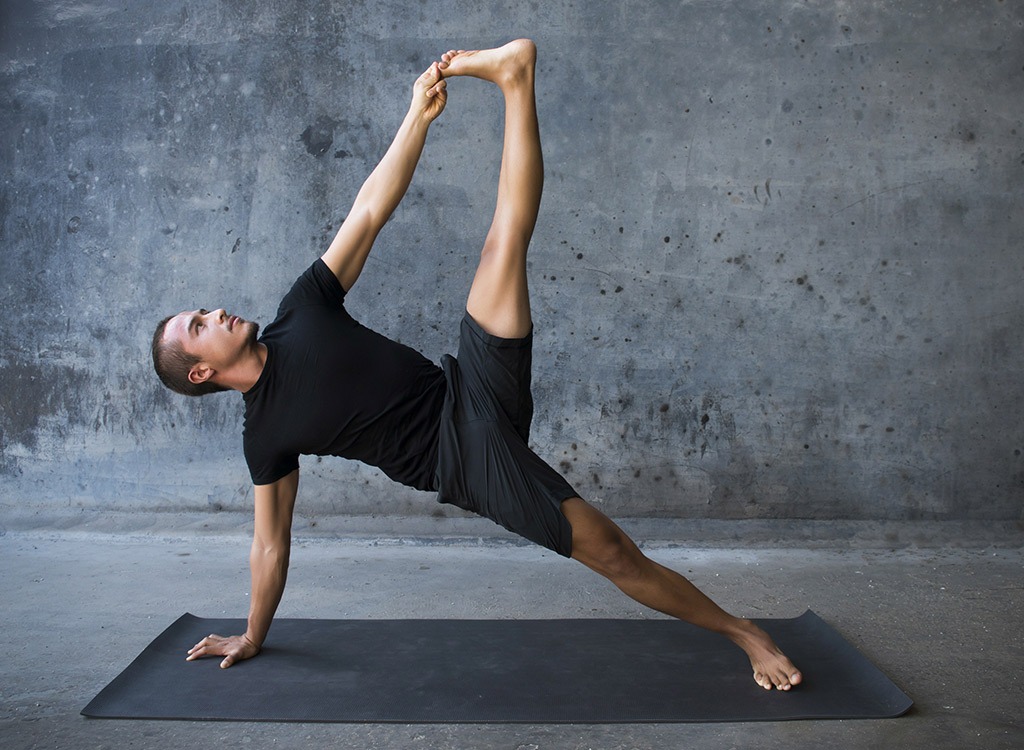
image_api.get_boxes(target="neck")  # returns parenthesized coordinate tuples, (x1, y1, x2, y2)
(219, 342, 268, 394)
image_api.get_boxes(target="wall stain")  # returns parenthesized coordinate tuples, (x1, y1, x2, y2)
(0, 361, 89, 475)
(299, 115, 339, 157)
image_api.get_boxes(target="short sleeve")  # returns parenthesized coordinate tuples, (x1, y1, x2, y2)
(244, 431, 300, 486)
(276, 259, 347, 317)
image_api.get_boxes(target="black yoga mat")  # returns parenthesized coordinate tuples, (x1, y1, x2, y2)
(82, 611, 911, 723)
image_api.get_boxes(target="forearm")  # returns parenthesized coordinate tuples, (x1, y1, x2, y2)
(244, 540, 290, 648)
(322, 64, 445, 291)
(350, 108, 432, 227)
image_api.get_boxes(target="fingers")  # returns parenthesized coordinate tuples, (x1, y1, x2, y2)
(186, 633, 231, 662)
(186, 633, 258, 669)
(418, 62, 447, 98)
(421, 61, 442, 83)
(427, 78, 447, 99)
(186, 633, 217, 661)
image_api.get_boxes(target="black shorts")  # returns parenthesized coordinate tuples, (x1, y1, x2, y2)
(435, 313, 577, 557)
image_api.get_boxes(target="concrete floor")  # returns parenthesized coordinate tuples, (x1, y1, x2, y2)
(2, 522, 1022, 750)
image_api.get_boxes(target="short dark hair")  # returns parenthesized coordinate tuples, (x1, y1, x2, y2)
(151, 315, 229, 397)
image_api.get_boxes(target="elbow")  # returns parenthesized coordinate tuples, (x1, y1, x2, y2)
(348, 201, 387, 236)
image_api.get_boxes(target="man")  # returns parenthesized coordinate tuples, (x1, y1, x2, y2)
(153, 40, 802, 691)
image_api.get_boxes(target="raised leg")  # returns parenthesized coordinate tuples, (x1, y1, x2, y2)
(561, 497, 804, 691)
(439, 40, 802, 693)
(439, 40, 542, 339)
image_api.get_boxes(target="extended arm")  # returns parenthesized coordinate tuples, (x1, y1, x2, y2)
(186, 470, 298, 668)
(322, 62, 448, 292)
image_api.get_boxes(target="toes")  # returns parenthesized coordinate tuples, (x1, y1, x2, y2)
(773, 670, 799, 691)
(438, 51, 459, 74)
(756, 668, 801, 691)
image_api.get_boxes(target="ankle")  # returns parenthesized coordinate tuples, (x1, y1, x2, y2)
(498, 41, 536, 90)
(723, 617, 763, 646)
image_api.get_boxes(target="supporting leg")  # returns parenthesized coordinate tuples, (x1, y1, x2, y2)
(439, 40, 542, 339)
(561, 497, 804, 691)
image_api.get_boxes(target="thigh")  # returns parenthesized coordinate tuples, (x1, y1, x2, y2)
(456, 311, 534, 442)
(465, 243, 532, 340)
(453, 417, 576, 558)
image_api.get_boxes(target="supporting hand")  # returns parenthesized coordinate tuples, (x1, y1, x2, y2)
(411, 62, 447, 123)
(186, 633, 261, 669)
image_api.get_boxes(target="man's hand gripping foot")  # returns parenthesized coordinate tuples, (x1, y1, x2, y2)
(411, 61, 447, 123)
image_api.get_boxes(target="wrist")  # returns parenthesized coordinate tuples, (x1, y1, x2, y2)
(406, 105, 434, 129)
(242, 632, 263, 652)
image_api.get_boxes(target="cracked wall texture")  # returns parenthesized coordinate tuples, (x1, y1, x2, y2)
(2, 0, 1022, 523)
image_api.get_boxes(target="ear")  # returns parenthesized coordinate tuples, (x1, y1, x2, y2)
(188, 363, 215, 385)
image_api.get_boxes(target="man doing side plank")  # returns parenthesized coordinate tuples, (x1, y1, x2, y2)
(152, 40, 802, 691)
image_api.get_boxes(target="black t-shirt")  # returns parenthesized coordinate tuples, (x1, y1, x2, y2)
(242, 260, 447, 489)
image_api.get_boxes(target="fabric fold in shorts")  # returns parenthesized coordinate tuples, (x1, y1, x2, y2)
(435, 313, 577, 558)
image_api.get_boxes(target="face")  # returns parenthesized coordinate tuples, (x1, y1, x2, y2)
(163, 308, 260, 384)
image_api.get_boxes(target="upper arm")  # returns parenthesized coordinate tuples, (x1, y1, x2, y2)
(252, 469, 299, 550)
(320, 208, 378, 293)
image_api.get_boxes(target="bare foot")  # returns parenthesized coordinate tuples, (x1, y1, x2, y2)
(732, 619, 803, 691)
(436, 38, 536, 89)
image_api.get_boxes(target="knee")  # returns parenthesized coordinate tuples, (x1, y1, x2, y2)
(563, 498, 649, 582)
(579, 528, 646, 583)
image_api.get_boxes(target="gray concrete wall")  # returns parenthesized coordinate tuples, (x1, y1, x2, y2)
(2, 1, 1022, 525)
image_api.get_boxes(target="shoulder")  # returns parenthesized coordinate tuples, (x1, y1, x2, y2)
(278, 259, 347, 314)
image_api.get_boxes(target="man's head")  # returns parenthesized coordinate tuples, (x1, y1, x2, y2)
(151, 309, 260, 396)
